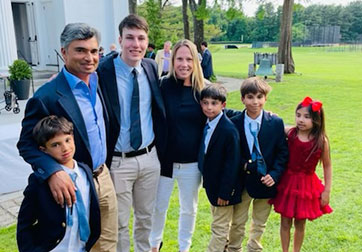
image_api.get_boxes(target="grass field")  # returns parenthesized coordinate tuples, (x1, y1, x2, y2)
(1, 45, 361, 251)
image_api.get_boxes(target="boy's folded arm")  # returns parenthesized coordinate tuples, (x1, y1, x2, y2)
(224, 107, 242, 118)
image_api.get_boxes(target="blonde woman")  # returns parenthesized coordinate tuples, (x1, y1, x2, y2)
(149, 39, 205, 252)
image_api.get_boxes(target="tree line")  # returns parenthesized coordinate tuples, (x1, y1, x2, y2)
(138, 1, 362, 47)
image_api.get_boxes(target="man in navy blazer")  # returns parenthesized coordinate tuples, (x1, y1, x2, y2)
(17, 23, 118, 251)
(201, 41, 214, 80)
(97, 14, 167, 252)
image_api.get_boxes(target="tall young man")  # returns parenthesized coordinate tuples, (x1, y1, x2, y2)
(97, 15, 167, 252)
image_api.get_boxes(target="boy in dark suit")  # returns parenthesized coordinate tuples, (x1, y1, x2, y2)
(17, 116, 100, 252)
(230, 77, 288, 252)
(198, 84, 242, 252)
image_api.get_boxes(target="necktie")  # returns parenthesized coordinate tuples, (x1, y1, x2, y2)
(130, 69, 142, 150)
(198, 123, 210, 173)
(69, 172, 90, 242)
(249, 122, 267, 176)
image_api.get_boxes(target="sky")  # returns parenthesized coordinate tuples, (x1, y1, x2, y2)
(241, 0, 357, 16)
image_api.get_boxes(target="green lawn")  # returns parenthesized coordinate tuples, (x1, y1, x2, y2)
(2, 45, 361, 251)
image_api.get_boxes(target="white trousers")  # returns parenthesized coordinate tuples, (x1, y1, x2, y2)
(149, 162, 202, 251)
(110, 147, 160, 252)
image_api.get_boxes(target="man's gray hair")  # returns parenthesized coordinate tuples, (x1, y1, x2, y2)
(60, 23, 101, 49)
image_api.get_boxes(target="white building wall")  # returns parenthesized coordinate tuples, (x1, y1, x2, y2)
(0, 0, 128, 71)
(63, 0, 128, 55)
(0, 0, 18, 72)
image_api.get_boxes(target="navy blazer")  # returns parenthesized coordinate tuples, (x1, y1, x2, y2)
(17, 71, 109, 180)
(201, 114, 243, 206)
(97, 54, 167, 167)
(17, 162, 100, 252)
(231, 110, 288, 199)
(201, 49, 213, 79)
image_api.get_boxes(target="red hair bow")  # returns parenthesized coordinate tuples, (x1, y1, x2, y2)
(301, 96, 323, 113)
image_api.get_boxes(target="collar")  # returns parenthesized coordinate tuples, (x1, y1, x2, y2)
(115, 54, 142, 76)
(245, 110, 263, 125)
(61, 159, 78, 175)
(207, 111, 223, 129)
(62, 67, 98, 90)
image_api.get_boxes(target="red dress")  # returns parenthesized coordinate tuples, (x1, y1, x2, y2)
(270, 129, 332, 220)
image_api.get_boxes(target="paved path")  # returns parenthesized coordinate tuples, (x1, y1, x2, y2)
(0, 75, 242, 228)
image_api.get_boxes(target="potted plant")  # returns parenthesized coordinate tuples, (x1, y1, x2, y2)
(9, 59, 32, 100)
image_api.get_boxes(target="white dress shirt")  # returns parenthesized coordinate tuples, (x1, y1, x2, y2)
(204, 111, 223, 154)
(51, 160, 90, 252)
(244, 111, 263, 154)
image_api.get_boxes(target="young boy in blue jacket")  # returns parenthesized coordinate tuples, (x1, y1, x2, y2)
(198, 84, 242, 252)
(17, 116, 100, 252)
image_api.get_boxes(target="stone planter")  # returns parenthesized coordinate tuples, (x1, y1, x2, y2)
(11, 79, 30, 100)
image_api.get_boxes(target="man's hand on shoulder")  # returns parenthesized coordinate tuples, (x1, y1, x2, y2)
(48, 170, 76, 207)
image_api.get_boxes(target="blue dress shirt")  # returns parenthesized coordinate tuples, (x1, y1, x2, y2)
(113, 56, 154, 152)
(244, 110, 263, 155)
(63, 67, 107, 170)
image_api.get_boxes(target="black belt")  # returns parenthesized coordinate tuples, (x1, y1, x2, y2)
(93, 164, 104, 178)
(114, 141, 155, 158)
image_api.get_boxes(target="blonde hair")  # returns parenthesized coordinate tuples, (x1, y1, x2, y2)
(169, 39, 204, 93)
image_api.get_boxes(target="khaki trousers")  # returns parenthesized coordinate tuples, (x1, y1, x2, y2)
(110, 147, 160, 252)
(228, 190, 271, 252)
(91, 165, 118, 252)
(207, 202, 242, 252)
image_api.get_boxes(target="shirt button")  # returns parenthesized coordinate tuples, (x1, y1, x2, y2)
(56, 239, 60, 244)
(246, 171, 251, 174)
(61, 222, 66, 228)
(248, 159, 252, 163)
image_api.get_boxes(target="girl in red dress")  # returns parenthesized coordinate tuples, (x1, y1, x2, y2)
(270, 96, 332, 252)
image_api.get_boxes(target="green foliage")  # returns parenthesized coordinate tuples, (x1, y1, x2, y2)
(292, 23, 308, 43)
(194, 0, 209, 20)
(225, 7, 243, 20)
(8, 59, 32, 81)
(145, 0, 164, 48)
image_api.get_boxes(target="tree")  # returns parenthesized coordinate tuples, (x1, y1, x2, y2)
(144, 0, 164, 48)
(182, 0, 190, 39)
(189, 0, 206, 51)
(129, 0, 137, 14)
(278, 0, 295, 73)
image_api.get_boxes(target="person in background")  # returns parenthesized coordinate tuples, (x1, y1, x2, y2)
(200, 41, 214, 80)
(155, 41, 172, 77)
(145, 43, 156, 60)
(106, 43, 118, 57)
(99, 46, 105, 59)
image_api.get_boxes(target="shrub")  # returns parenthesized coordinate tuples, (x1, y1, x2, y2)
(8, 59, 32, 81)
